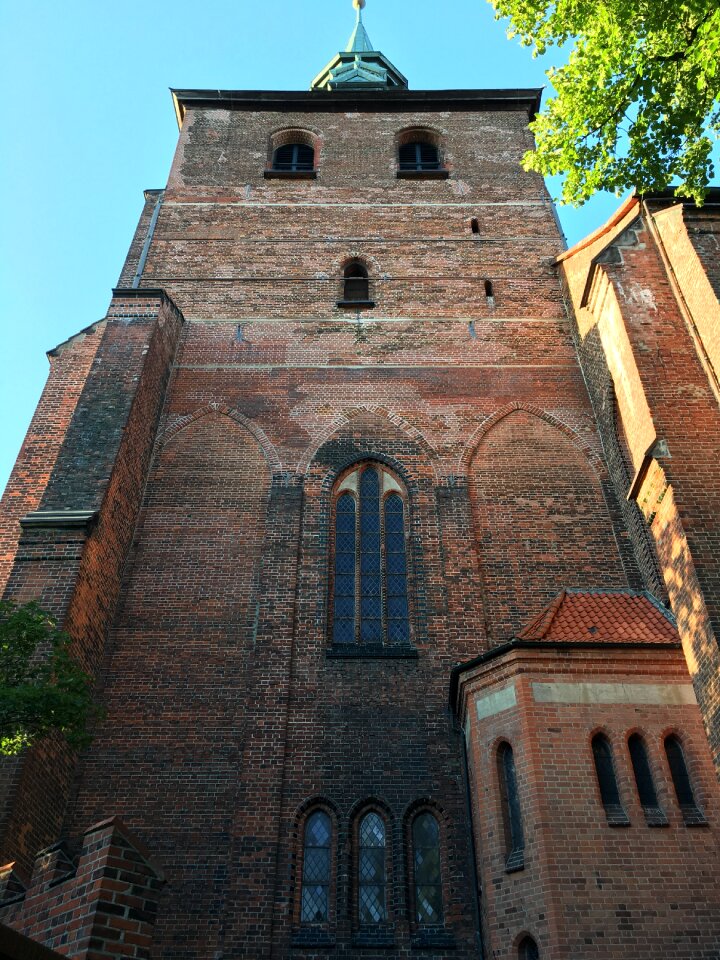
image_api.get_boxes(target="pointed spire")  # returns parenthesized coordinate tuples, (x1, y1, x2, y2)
(346, 0, 373, 53)
(310, 0, 408, 91)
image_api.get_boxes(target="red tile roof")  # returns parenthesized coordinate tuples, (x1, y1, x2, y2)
(516, 590, 679, 645)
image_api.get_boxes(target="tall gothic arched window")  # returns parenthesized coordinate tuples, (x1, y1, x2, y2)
(628, 734, 666, 825)
(331, 463, 411, 647)
(664, 734, 706, 825)
(591, 734, 629, 825)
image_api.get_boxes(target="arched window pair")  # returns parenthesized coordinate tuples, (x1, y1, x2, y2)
(331, 463, 410, 647)
(592, 732, 705, 826)
(299, 809, 443, 926)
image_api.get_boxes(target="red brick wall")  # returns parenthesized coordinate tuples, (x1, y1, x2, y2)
(460, 645, 720, 959)
(469, 408, 630, 641)
(0, 325, 105, 596)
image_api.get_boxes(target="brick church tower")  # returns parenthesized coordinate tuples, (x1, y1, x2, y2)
(1, 4, 720, 958)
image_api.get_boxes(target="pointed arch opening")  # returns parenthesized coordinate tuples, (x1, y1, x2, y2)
(591, 734, 630, 826)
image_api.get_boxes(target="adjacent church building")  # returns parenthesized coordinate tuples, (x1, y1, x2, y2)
(1, 4, 720, 958)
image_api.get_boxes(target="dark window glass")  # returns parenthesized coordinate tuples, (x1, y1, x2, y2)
(413, 813, 443, 925)
(398, 141, 440, 171)
(301, 811, 332, 923)
(343, 262, 369, 302)
(333, 494, 356, 644)
(358, 813, 386, 924)
(628, 734, 659, 809)
(519, 936, 540, 960)
(273, 142, 314, 171)
(592, 734, 626, 821)
(498, 743, 524, 864)
(664, 735, 697, 809)
(331, 465, 410, 647)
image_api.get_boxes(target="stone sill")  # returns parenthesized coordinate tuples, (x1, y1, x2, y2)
(328, 646, 418, 660)
(336, 300, 376, 309)
(397, 169, 450, 179)
(264, 169, 317, 179)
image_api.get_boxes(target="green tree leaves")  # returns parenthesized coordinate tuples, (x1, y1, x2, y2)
(489, 0, 720, 204)
(0, 601, 98, 756)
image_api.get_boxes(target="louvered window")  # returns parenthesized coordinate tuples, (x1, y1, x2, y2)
(412, 813, 443, 925)
(331, 464, 410, 647)
(664, 735, 706, 824)
(301, 811, 332, 923)
(358, 813, 386, 924)
(398, 141, 441, 171)
(497, 742, 524, 870)
(273, 142, 315, 171)
(592, 734, 629, 825)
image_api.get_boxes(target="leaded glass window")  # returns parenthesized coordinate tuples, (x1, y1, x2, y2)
(330, 464, 411, 646)
(358, 813, 386, 924)
(301, 811, 332, 924)
(497, 742, 524, 869)
(412, 812, 443, 925)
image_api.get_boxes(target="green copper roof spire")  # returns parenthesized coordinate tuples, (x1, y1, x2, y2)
(311, 0, 408, 91)
(345, 0, 373, 53)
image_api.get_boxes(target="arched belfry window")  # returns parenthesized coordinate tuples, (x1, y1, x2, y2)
(398, 141, 440, 171)
(591, 734, 629, 826)
(301, 811, 332, 923)
(272, 142, 315, 172)
(340, 261, 372, 306)
(331, 463, 410, 648)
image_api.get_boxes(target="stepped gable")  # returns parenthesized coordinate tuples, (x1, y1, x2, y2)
(516, 589, 678, 645)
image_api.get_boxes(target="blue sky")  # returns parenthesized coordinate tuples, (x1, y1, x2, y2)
(0, 0, 625, 495)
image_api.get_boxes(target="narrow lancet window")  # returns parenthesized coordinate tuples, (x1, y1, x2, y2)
(333, 494, 357, 644)
(413, 813, 443, 925)
(358, 813, 387, 924)
(497, 742, 524, 870)
(628, 734, 666, 825)
(301, 811, 332, 923)
(664, 735, 706, 825)
(592, 734, 629, 825)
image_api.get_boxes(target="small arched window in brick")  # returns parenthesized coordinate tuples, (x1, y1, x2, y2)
(628, 734, 667, 826)
(497, 742, 525, 871)
(330, 463, 411, 648)
(301, 811, 332, 923)
(412, 812, 443, 925)
(664, 735, 707, 825)
(591, 734, 629, 826)
(358, 812, 387, 924)
(342, 261, 370, 304)
(272, 142, 315, 172)
(519, 935, 540, 960)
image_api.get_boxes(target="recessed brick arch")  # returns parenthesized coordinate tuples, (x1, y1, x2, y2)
(459, 402, 607, 480)
(297, 405, 441, 484)
(159, 403, 283, 475)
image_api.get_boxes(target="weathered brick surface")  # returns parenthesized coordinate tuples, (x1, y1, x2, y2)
(1, 818, 164, 959)
(458, 644, 720, 959)
(560, 196, 720, 774)
(0, 325, 105, 596)
(2, 87, 719, 960)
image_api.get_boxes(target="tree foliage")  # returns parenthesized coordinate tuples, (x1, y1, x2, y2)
(0, 600, 97, 756)
(488, 0, 720, 204)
